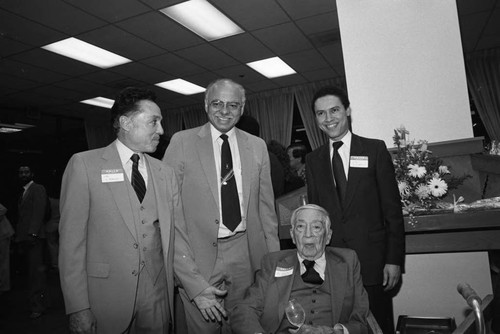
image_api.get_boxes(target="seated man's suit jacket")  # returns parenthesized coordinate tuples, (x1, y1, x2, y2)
(59, 142, 185, 333)
(231, 247, 369, 334)
(306, 134, 405, 286)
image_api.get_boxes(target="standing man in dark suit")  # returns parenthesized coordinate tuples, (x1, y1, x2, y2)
(163, 78, 279, 334)
(15, 165, 49, 318)
(59, 87, 187, 333)
(305, 86, 405, 333)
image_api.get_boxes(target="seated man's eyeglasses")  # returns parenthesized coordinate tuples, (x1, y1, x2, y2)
(210, 100, 242, 112)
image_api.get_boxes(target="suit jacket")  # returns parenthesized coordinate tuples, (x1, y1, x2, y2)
(230, 247, 369, 334)
(59, 142, 182, 332)
(16, 181, 48, 241)
(306, 134, 405, 285)
(163, 123, 280, 299)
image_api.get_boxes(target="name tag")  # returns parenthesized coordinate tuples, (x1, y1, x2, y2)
(350, 156, 368, 168)
(101, 169, 124, 183)
(275, 266, 294, 277)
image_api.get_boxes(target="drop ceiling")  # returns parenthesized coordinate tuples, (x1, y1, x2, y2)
(0, 0, 499, 121)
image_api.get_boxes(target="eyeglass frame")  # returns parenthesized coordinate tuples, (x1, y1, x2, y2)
(208, 99, 243, 113)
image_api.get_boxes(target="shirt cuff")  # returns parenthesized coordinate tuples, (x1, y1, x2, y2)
(334, 323, 348, 334)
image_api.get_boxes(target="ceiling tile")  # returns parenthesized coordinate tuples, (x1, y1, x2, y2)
(253, 22, 313, 55)
(109, 62, 168, 84)
(214, 64, 266, 85)
(295, 12, 339, 36)
(245, 80, 279, 94)
(79, 25, 165, 60)
(271, 73, 307, 87)
(63, 0, 152, 22)
(456, 0, 496, 16)
(277, 0, 336, 20)
(0, 74, 40, 91)
(301, 67, 340, 82)
(175, 44, 238, 71)
(318, 44, 344, 68)
(281, 49, 330, 73)
(138, 0, 184, 10)
(1, 0, 106, 35)
(141, 53, 206, 77)
(0, 37, 32, 58)
(117, 11, 204, 52)
(0, 9, 66, 46)
(213, 0, 289, 31)
(458, 12, 490, 52)
(0, 59, 69, 83)
(80, 71, 128, 85)
(212, 33, 274, 63)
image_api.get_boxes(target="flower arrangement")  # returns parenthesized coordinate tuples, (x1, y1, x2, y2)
(392, 126, 470, 215)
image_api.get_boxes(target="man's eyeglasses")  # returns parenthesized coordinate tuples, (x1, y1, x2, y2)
(209, 100, 242, 112)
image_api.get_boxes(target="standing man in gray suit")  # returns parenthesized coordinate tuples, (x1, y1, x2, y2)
(59, 87, 187, 333)
(163, 78, 280, 334)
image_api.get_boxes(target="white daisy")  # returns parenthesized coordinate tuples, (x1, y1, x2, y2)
(438, 165, 450, 174)
(398, 181, 410, 198)
(408, 164, 426, 178)
(428, 177, 448, 197)
(415, 184, 430, 199)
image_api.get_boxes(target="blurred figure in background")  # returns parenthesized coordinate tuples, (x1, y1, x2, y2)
(0, 203, 15, 295)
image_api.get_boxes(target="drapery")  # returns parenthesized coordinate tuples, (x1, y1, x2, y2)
(85, 120, 114, 150)
(466, 47, 500, 141)
(181, 104, 207, 130)
(245, 88, 295, 146)
(162, 109, 183, 137)
(294, 78, 347, 150)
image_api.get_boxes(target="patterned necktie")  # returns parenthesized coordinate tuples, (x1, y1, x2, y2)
(332, 141, 347, 204)
(302, 260, 323, 284)
(130, 154, 146, 203)
(220, 134, 241, 232)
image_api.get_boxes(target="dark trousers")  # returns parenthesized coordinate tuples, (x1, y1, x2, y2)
(16, 239, 47, 313)
(365, 284, 395, 334)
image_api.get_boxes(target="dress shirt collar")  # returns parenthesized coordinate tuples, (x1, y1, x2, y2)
(115, 139, 145, 167)
(209, 123, 236, 144)
(329, 130, 352, 153)
(23, 180, 34, 192)
(297, 252, 327, 280)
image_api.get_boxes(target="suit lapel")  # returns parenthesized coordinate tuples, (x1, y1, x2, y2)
(196, 124, 219, 207)
(327, 251, 347, 324)
(344, 135, 364, 211)
(274, 254, 299, 328)
(236, 129, 251, 215)
(147, 156, 170, 253)
(102, 144, 137, 240)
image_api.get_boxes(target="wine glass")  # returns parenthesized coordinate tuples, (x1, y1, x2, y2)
(285, 299, 306, 328)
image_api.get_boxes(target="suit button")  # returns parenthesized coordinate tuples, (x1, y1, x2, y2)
(133, 243, 138, 249)
(312, 299, 316, 303)
(212, 242, 217, 247)
(132, 270, 137, 276)
(143, 234, 147, 238)
(141, 220, 145, 224)
(215, 219, 219, 225)
(140, 206, 145, 211)
(311, 310, 315, 314)
(312, 289, 317, 293)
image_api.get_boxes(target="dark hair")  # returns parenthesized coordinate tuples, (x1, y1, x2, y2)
(311, 86, 350, 113)
(236, 114, 260, 137)
(111, 87, 157, 133)
(287, 143, 307, 164)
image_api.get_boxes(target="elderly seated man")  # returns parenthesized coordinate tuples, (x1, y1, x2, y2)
(231, 204, 369, 334)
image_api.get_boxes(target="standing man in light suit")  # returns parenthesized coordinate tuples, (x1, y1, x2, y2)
(163, 78, 280, 333)
(59, 87, 186, 333)
(305, 86, 405, 334)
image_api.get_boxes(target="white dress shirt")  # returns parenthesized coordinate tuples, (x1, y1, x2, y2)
(115, 139, 148, 187)
(329, 130, 352, 180)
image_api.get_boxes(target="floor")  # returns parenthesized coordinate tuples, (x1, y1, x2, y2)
(0, 268, 69, 334)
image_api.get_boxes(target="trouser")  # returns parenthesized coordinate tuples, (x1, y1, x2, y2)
(0, 238, 11, 292)
(180, 231, 253, 334)
(365, 284, 395, 334)
(16, 239, 47, 313)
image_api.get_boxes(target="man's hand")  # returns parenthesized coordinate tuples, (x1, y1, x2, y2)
(383, 264, 401, 291)
(69, 309, 97, 334)
(193, 286, 228, 322)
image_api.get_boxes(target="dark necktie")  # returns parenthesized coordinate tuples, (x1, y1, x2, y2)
(220, 134, 241, 232)
(332, 141, 347, 204)
(131, 154, 146, 203)
(302, 260, 323, 284)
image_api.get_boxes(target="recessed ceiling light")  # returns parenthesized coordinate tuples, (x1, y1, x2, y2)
(80, 97, 115, 109)
(160, 0, 244, 41)
(42, 37, 131, 69)
(0, 122, 35, 133)
(156, 79, 206, 95)
(247, 57, 297, 78)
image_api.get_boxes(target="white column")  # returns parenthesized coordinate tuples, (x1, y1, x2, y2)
(337, 0, 473, 145)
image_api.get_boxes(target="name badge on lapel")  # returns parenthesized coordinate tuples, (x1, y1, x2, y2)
(275, 266, 294, 277)
(101, 169, 124, 183)
(350, 156, 368, 168)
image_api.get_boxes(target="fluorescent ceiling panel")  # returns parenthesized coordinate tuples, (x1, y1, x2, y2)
(42, 38, 131, 69)
(156, 79, 205, 95)
(160, 0, 243, 41)
(80, 97, 115, 109)
(0, 122, 34, 133)
(247, 57, 296, 78)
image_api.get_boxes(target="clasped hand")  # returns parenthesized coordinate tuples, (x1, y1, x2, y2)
(193, 286, 228, 322)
